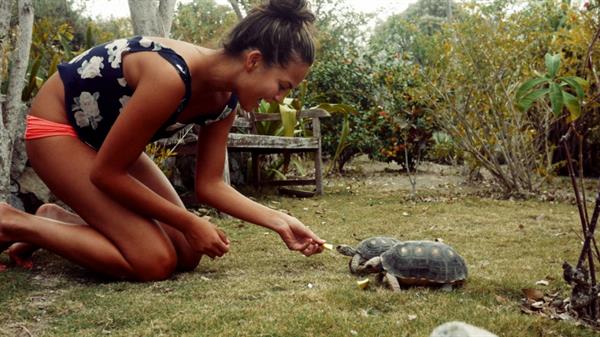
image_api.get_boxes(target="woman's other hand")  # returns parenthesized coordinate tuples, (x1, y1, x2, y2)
(183, 215, 230, 259)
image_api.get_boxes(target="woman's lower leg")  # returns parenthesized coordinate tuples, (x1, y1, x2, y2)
(0, 202, 175, 281)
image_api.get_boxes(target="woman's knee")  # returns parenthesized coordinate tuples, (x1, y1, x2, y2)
(130, 245, 178, 282)
(176, 253, 202, 273)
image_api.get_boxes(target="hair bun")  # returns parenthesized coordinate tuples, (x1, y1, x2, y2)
(265, 0, 315, 25)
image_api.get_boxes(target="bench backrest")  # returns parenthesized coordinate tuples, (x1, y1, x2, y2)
(232, 108, 330, 138)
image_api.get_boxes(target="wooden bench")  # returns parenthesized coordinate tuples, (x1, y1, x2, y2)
(171, 108, 330, 197)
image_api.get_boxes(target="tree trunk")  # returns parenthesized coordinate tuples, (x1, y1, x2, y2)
(157, 0, 176, 36)
(0, 0, 33, 204)
(227, 0, 244, 21)
(128, 0, 176, 37)
(0, 1, 13, 83)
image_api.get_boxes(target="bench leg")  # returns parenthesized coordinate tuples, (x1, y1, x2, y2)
(223, 150, 231, 185)
(315, 147, 323, 195)
(252, 152, 260, 189)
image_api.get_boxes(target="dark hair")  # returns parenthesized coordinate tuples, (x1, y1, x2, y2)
(223, 0, 316, 67)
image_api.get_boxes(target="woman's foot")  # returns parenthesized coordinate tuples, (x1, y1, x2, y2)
(5, 203, 84, 270)
(0, 202, 21, 247)
(7, 243, 34, 269)
(0, 202, 22, 271)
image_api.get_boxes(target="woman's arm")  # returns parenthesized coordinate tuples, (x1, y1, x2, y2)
(194, 111, 324, 256)
(88, 52, 229, 258)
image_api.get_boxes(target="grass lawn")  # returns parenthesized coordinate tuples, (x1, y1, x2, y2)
(1, 160, 598, 337)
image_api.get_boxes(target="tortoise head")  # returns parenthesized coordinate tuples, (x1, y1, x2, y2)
(336, 245, 357, 256)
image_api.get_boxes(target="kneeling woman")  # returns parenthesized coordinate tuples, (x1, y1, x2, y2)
(0, 0, 324, 281)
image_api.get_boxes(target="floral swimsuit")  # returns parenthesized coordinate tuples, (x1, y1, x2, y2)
(58, 36, 238, 150)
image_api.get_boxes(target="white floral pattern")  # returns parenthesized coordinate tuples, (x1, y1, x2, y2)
(118, 95, 131, 113)
(72, 91, 102, 129)
(105, 39, 130, 69)
(77, 56, 104, 79)
(117, 77, 127, 87)
(139, 36, 153, 48)
(139, 36, 163, 51)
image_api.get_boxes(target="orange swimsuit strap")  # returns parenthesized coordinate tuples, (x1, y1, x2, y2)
(24, 115, 78, 140)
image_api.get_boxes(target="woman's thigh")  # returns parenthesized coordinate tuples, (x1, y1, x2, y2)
(25, 136, 176, 269)
(128, 153, 202, 271)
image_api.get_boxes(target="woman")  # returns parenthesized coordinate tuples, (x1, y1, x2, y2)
(0, 0, 324, 281)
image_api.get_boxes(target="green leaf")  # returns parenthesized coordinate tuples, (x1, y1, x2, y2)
(550, 83, 564, 116)
(516, 88, 549, 112)
(560, 76, 585, 99)
(279, 104, 297, 137)
(257, 100, 271, 113)
(545, 53, 561, 78)
(326, 115, 351, 175)
(562, 91, 581, 122)
(571, 76, 589, 89)
(516, 77, 548, 101)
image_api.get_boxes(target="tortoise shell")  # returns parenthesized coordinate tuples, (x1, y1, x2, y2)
(380, 241, 468, 286)
(354, 236, 400, 259)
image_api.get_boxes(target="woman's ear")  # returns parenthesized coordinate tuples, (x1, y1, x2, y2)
(244, 50, 263, 72)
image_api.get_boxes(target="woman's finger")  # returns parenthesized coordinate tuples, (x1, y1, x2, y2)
(217, 228, 230, 244)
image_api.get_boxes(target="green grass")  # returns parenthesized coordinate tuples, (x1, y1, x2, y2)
(1, 166, 598, 337)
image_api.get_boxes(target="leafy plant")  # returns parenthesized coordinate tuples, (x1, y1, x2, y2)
(313, 103, 357, 175)
(516, 53, 588, 122)
(515, 15, 599, 325)
(429, 131, 463, 165)
(251, 83, 321, 181)
(410, 0, 596, 195)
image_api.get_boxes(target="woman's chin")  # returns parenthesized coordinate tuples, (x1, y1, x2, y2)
(240, 101, 259, 112)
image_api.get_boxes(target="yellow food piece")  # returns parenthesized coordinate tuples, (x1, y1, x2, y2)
(322, 243, 334, 250)
(357, 278, 370, 289)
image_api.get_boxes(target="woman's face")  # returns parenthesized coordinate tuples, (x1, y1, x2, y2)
(238, 51, 310, 111)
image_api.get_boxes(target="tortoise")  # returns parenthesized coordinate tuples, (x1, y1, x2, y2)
(336, 236, 400, 274)
(356, 240, 468, 291)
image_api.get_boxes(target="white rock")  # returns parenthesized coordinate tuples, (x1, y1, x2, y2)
(430, 321, 498, 337)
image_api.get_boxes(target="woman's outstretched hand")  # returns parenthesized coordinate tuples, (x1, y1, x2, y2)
(184, 215, 230, 259)
(274, 213, 325, 256)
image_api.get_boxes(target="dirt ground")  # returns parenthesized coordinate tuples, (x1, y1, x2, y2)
(323, 155, 469, 195)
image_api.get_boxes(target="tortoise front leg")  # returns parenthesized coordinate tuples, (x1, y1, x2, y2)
(384, 273, 401, 292)
(356, 256, 383, 274)
(350, 255, 364, 274)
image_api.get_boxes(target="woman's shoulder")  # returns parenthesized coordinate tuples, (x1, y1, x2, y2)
(122, 51, 186, 92)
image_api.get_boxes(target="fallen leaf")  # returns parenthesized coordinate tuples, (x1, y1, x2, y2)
(531, 301, 544, 309)
(535, 280, 549, 286)
(557, 312, 572, 321)
(408, 314, 417, 321)
(522, 288, 544, 301)
(495, 295, 509, 304)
